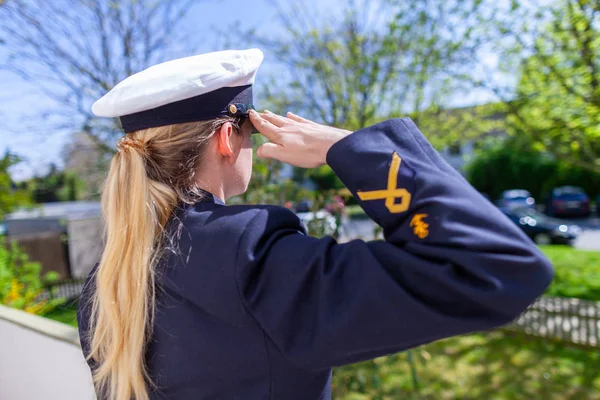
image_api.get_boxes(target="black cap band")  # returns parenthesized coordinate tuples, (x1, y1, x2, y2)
(119, 85, 254, 133)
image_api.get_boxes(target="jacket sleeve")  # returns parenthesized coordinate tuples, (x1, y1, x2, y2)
(235, 118, 554, 371)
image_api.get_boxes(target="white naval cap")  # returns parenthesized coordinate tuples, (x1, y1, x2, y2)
(92, 48, 264, 132)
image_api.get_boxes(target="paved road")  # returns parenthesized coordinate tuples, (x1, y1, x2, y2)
(574, 231, 600, 251)
(563, 216, 600, 230)
(339, 219, 379, 242)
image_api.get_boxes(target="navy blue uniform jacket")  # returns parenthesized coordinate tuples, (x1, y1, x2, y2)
(78, 118, 554, 399)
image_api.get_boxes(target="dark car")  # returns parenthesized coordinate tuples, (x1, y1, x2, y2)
(502, 206, 582, 245)
(496, 189, 536, 210)
(545, 186, 591, 218)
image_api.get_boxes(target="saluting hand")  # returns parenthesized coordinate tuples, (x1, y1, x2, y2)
(249, 110, 352, 168)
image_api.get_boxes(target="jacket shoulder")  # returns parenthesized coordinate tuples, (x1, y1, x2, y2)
(179, 203, 305, 237)
(232, 204, 306, 234)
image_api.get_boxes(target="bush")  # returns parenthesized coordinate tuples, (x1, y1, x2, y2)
(465, 138, 556, 200)
(465, 137, 600, 201)
(540, 246, 600, 301)
(0, 239, 63, 315)
(0, 152, 32, 219)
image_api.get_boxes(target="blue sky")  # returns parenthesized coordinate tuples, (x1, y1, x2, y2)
(0, 0, 498, 180)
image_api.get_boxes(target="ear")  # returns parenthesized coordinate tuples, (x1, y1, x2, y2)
(217, 122, 234, 158)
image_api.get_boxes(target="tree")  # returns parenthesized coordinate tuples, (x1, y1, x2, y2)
(0, 0, 202, 153)
(246, 0, 501, 190)
(465, 135, 600, 201)
(23, 164, 85, 203)
(414, 102, 508, 150)
(465, 137, 558, 200)
(512, 0, 600, 174)
(477, 0, 600, 174)
(0, 152, 31, 219)
(253, 0, 494, 131)
(62, 132, 111, 200)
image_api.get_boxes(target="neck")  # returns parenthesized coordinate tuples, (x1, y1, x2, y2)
(194, 155, 229, 201)
(196, 179, 227, 202)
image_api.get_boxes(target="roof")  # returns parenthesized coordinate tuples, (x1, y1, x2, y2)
(6, 201, 102, 221)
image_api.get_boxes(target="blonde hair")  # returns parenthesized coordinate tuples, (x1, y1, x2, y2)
(87, 118, 242, 400)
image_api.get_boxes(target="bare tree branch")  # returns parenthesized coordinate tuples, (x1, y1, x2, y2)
(238, 0, 490, 134)
(0, 0, 204, 151)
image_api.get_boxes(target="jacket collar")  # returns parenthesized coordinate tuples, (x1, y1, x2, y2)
(196, 189, 226, 206)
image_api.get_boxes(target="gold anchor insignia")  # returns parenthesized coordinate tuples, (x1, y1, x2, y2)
(229, 104, 238, 114)
(410, 214, 429, 239)
(357, 152, 412, 213)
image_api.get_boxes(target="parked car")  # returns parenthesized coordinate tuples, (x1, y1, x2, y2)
(501, 206, 582, 245)
(545, 186, 591, 218)
(495, 189, 536, 210)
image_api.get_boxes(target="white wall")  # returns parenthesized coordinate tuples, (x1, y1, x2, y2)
(439, 140, 476, 173)
(67, 217, 104, 279)
(0, 305, 95, 400)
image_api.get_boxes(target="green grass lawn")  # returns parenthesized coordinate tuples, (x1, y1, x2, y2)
(331, 245, 600, 399)
(47, 305, 599, 399)
(333, 331, 600, 399)
(42, 246, 599, 399)
(540, 245, 600, 301)
(43, 300, 78, 327)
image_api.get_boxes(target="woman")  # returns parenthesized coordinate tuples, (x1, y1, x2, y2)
(77, 49, 553, 400)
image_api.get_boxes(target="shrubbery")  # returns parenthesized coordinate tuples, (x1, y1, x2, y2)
(465, 137, 600, 201)
(0, 240, 64, 315)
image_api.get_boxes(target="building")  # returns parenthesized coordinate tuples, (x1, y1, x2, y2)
(5, 201, 103, 279)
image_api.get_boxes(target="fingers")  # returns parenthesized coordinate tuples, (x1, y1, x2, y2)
(286, 111, 318, 125)
(257, 142, 283, 161)
(249, 110, 280, 141)
(262, 110, 291, 128)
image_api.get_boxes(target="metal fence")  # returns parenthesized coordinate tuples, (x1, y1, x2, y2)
(39, 279, 600, 349)
(507, 296, 600, 348)
(41, 279, 86, 302)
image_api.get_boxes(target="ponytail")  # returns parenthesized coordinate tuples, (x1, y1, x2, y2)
(86, 119, 241, 399)
(88, 141, 177, 399)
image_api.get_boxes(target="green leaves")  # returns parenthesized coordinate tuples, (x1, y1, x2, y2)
(465, 135, 600, 200)
(0, 240, 65, 315)
(511, 0, 600, 174)
(249, 0, 490, 134)
(0, 152, 31, 220)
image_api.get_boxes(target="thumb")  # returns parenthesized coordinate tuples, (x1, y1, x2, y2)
(257, 142, 283, 160)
